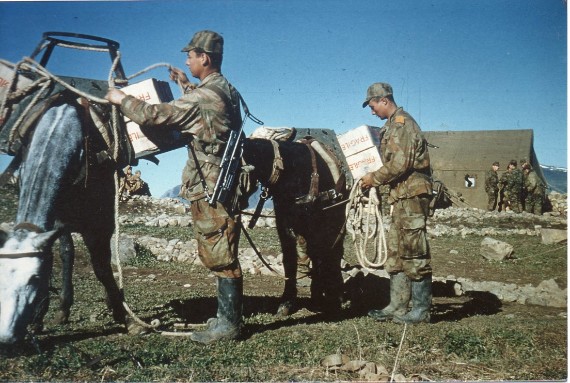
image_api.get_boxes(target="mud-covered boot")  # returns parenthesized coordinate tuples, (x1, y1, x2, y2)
(190, 277, 243, 344)
(393, 275, 432, 324)
(368, 272, 411, 322)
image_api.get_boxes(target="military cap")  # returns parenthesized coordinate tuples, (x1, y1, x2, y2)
(181, 30, 223, 55)
(492, 161, 500, 167)
(362, 82, 393, 108)
(509, 159, 517, 167)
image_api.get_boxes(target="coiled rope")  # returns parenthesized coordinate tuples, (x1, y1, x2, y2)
(345, 182, 388, 270)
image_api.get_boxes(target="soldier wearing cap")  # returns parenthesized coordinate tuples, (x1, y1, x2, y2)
(106, 30, 245, 344)
(485, 161, 500, 211)
(499, 160, 523, 213)
(360, 82, 433, 324)
(521, 161, 546, 215)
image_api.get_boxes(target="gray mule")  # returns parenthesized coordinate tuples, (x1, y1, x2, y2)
(368, 272, 411, 321)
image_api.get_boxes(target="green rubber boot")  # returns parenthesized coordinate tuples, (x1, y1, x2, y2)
(190, 277, 243, 344)
(368, 272, 411, 322)
(393, 275, 432, 324)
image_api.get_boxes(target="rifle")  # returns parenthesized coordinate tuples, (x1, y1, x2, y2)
(208, 126, 245, 205)
(206, 85, 263, 206)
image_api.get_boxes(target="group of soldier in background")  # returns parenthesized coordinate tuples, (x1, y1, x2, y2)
(485, 159, 546, 215)
(119, 165, 151, 201)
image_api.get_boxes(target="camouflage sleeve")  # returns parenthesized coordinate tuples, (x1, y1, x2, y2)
(525, 172, 538, 193)
(371, 123, 419, 186)
(120, 94, 202, 134)
(499, 172, 507, 185)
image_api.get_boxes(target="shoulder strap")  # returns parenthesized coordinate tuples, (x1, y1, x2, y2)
(202, 83, 263, 127)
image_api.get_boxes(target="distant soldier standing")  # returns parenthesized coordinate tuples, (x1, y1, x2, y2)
(361, 82, 433, 324)
(499, 160, 523, 213)
(107, 30, 247, 344)
(519, 158, 529, 210)
(484, 161, 500, 211)
(522, 162, 546, 215)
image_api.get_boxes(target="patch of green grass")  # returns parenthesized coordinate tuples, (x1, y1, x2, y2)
(127, 244, 160, 268)
(442, 328, 497, 361)
(121, 224, 195, 241)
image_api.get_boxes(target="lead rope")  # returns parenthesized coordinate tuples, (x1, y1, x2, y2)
(345, 182, 388, 270)
(107, 52, 166, 333)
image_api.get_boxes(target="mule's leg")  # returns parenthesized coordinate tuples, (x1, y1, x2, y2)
(53, 231, 75, 324)
(275, 223, 299, 317)
(307, 216, 345, 316)
(81, 232, 127, 326)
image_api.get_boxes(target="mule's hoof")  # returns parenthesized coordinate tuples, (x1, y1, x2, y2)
(276, 301, 295, 317)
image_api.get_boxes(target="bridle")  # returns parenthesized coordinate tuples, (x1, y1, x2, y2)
(0, 222, 50, 259)
(0, 251, 43, 259)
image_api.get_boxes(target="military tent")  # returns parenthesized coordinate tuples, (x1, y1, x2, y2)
(421, 129, 546, 210)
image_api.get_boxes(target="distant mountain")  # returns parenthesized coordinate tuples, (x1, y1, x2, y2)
(541, 165, 567, 194)
(161, 184, 274, 208)
(161, 185, 181, 199)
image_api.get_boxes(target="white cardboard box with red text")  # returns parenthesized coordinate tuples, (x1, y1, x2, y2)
(337, 125, 380, 157)
(345, 146, 383, 181)
(120, 78, 173, 156)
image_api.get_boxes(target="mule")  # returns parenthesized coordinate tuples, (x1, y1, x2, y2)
(0, 97, 128, 345)
(242, 137, 348, 316)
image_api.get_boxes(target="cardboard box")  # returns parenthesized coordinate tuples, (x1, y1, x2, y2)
(345, 146, 383, 180)
(337, 125, 380, 157)
(121, 78, 173, 104)
(120, 78, 176, 157)
(0, 61, 34, 108)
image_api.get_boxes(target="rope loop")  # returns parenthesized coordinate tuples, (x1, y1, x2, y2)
(345, 182, 388, 270)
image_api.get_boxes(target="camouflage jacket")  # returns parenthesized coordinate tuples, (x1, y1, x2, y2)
(524, 170, 546, 196)
(485, 169, 499, 193)
(119, 72, 242, 201)
(370, 107, 432, 203)
(499, 168, 523, 195)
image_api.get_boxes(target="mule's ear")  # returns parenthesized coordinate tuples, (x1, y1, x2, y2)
(31, 229, 60, 250)
(0, 229, 8, 247)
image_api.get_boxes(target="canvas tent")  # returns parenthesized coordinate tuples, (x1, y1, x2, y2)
(422, 129, 546, 210)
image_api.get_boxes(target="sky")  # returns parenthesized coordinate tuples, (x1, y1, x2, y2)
(0, 0, 567, 197)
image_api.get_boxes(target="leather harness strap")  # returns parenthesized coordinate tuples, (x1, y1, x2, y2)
(268, 139, 284, 185)
(299, 138, 320, 203)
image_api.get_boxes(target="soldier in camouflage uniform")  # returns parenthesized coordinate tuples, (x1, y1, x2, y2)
(499, 160, 523, 213)
(522, 162, 546, 215)
(361, 83, 433, 324)
(484, 162, 500, 211)
(107, 30, 245, 344)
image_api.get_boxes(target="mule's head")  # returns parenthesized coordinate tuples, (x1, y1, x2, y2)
(0, 227, 59, 344)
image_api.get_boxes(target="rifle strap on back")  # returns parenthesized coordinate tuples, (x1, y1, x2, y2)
(202, 83, 263, 128)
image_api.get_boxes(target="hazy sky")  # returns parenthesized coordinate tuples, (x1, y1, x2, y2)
(0, 0, 567, 197)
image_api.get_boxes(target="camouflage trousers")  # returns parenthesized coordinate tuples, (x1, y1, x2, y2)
(503, 191, 522, 213)
(190, 199, 242, 278)
(524, 194, 544, 215)
(486, 190, 498, 211)
(385, 195, 432, 280)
